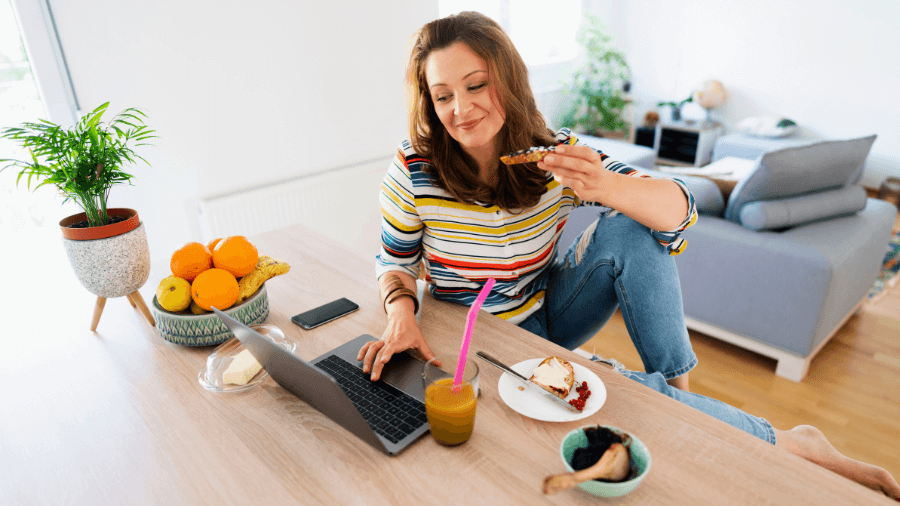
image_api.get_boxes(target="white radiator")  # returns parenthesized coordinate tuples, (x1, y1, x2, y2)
(196, 155, 392, 259)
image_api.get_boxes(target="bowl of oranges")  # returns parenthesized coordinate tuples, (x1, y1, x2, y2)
(152, 236, 290, 346)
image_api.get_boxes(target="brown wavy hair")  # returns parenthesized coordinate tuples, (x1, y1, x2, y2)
(406, 11, 556, 211)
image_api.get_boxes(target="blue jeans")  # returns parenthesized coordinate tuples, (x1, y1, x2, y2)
(518, 211, 776, 444)
(520, 210, 697, 380)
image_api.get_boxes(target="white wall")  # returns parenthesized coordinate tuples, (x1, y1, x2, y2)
(45, 0, 437, 283)
(587, 0, 900, 188)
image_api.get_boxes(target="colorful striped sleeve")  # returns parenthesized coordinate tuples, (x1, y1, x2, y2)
(649, 177, 697, 255)
(563, 129, 699, 255)
(375, 148, 424, 279)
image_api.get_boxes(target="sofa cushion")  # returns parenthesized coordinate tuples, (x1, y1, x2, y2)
(738, 185, 868, 231)
(723, 135, 877, 223)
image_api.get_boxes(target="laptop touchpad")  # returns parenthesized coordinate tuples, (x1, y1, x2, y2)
(378, 352, 433, 401)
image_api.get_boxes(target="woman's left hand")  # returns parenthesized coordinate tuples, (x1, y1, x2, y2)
(537, 144, 612, 205)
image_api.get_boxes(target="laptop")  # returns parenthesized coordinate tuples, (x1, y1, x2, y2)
(212, 308, 442, 456)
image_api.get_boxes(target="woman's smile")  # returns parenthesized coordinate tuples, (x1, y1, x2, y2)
(456, 118, 482, 129)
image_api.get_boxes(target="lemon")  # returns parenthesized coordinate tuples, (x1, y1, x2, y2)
(156, 276, 192, 312)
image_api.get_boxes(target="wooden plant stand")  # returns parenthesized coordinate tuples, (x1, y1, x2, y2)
(91, 291, 156, 331)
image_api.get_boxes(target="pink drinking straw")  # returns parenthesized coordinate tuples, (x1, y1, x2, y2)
(452, 278, 496, 392)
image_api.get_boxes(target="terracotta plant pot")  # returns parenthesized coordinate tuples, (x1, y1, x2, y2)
(59, 208, 141, 240)
(60, 208, 150, 299)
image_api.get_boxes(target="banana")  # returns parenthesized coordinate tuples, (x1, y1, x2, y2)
(237, 255, 290, 303)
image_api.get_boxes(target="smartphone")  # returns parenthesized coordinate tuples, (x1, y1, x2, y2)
(291, 298, 360, 330)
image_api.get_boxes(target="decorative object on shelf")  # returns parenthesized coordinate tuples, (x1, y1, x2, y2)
(656, 94, 692, 123)
(0, 102, 157, 330)
(559, 15, 632, 139)
(692, 80, 727, 126)
(633, 111, 658, 148)
(735, 115, 798, 138)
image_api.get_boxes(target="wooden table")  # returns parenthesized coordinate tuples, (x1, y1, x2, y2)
(1, 223, 893, 505)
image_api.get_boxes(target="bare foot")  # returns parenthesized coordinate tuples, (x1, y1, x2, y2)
(775, 425, 900, 500)
(666, 372, 689, 392)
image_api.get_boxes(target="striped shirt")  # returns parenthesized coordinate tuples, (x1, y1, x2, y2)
(376, 129, 698, 324)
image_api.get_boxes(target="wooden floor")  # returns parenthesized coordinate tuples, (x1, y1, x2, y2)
(581, 214, 900, 485)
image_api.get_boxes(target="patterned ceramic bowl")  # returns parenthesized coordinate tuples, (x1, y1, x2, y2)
(559, 425, 651, 498)
(152, 284, 269, 346)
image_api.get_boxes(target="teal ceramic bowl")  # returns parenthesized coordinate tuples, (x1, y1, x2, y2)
(559, 425, 651, 498)
(152, 284, 269, 346)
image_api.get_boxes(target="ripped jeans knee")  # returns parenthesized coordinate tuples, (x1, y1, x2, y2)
(569, 211, 620, 266)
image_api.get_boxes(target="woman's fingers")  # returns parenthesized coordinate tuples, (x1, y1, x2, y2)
(357, 340, 372, 361)
(369, 349, 389, 381)
(416, 339, 438, 365)
(540, 157, 591, 178)
(361, 340, 383, 375)
(542, 145, 601, 173)
(555, 143, 601, 161)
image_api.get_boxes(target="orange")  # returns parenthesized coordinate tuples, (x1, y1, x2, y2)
(190, 268, 239, 311)
(212, 236, 259, 278)
(207, 237, 222, 252)
(170, 242, 213, 282)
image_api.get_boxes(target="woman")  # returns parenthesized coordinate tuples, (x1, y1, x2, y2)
(359, 12, 899, 498)
(367, 12, 697, 392)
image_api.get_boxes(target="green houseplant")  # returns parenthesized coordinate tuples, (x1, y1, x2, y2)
(559, 15, 632, 137)
(0, 102, 154, 229)
(0, 103, 158, 330)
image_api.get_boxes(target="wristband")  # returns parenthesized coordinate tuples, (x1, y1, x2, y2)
(379, 273, 419, 315)
(384, 287, 419, 315)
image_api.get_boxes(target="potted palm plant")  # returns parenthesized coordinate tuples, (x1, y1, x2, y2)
(0, 102, 157, 330)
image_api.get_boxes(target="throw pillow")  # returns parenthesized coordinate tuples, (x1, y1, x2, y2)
(736, 116, 798, 138)
(723, 135, 877, 223)
(738, 185, 868, 231)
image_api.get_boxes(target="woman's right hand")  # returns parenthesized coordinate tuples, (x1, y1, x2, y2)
(357, 304, 438, 381)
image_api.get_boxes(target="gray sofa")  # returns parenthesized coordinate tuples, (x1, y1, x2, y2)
(565, 134, 896, 381)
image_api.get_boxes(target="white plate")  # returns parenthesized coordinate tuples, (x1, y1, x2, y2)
(496, 358, 606, 422)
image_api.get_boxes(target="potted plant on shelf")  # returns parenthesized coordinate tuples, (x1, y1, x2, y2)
(0, 102, 157, 330)
(559, 15, 632, 139)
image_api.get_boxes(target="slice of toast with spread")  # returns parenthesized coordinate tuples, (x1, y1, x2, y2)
(500, 146, 556, 165)
(530, 356, 575, 399)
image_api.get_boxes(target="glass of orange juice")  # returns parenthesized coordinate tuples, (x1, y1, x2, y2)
(422, 354, 479, 446)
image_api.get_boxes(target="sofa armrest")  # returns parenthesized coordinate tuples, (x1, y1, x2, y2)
(673, 198, 895, 356)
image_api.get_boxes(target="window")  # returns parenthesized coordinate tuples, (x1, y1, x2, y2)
(1, 0, 78, 240)
(1, 0, 52, 236)
(438, 0, 582, 91)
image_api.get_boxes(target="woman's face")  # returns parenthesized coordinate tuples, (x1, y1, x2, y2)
(424, 41, 506, 159)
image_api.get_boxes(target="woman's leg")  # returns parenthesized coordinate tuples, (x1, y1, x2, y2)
(620, 369, 776, 443)
(543, 211, 696, 388)
(774, 426, 900, 499)
(617, 367, 900, 499)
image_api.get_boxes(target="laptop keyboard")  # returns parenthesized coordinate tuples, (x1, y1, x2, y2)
(316, 355, 429, 444)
